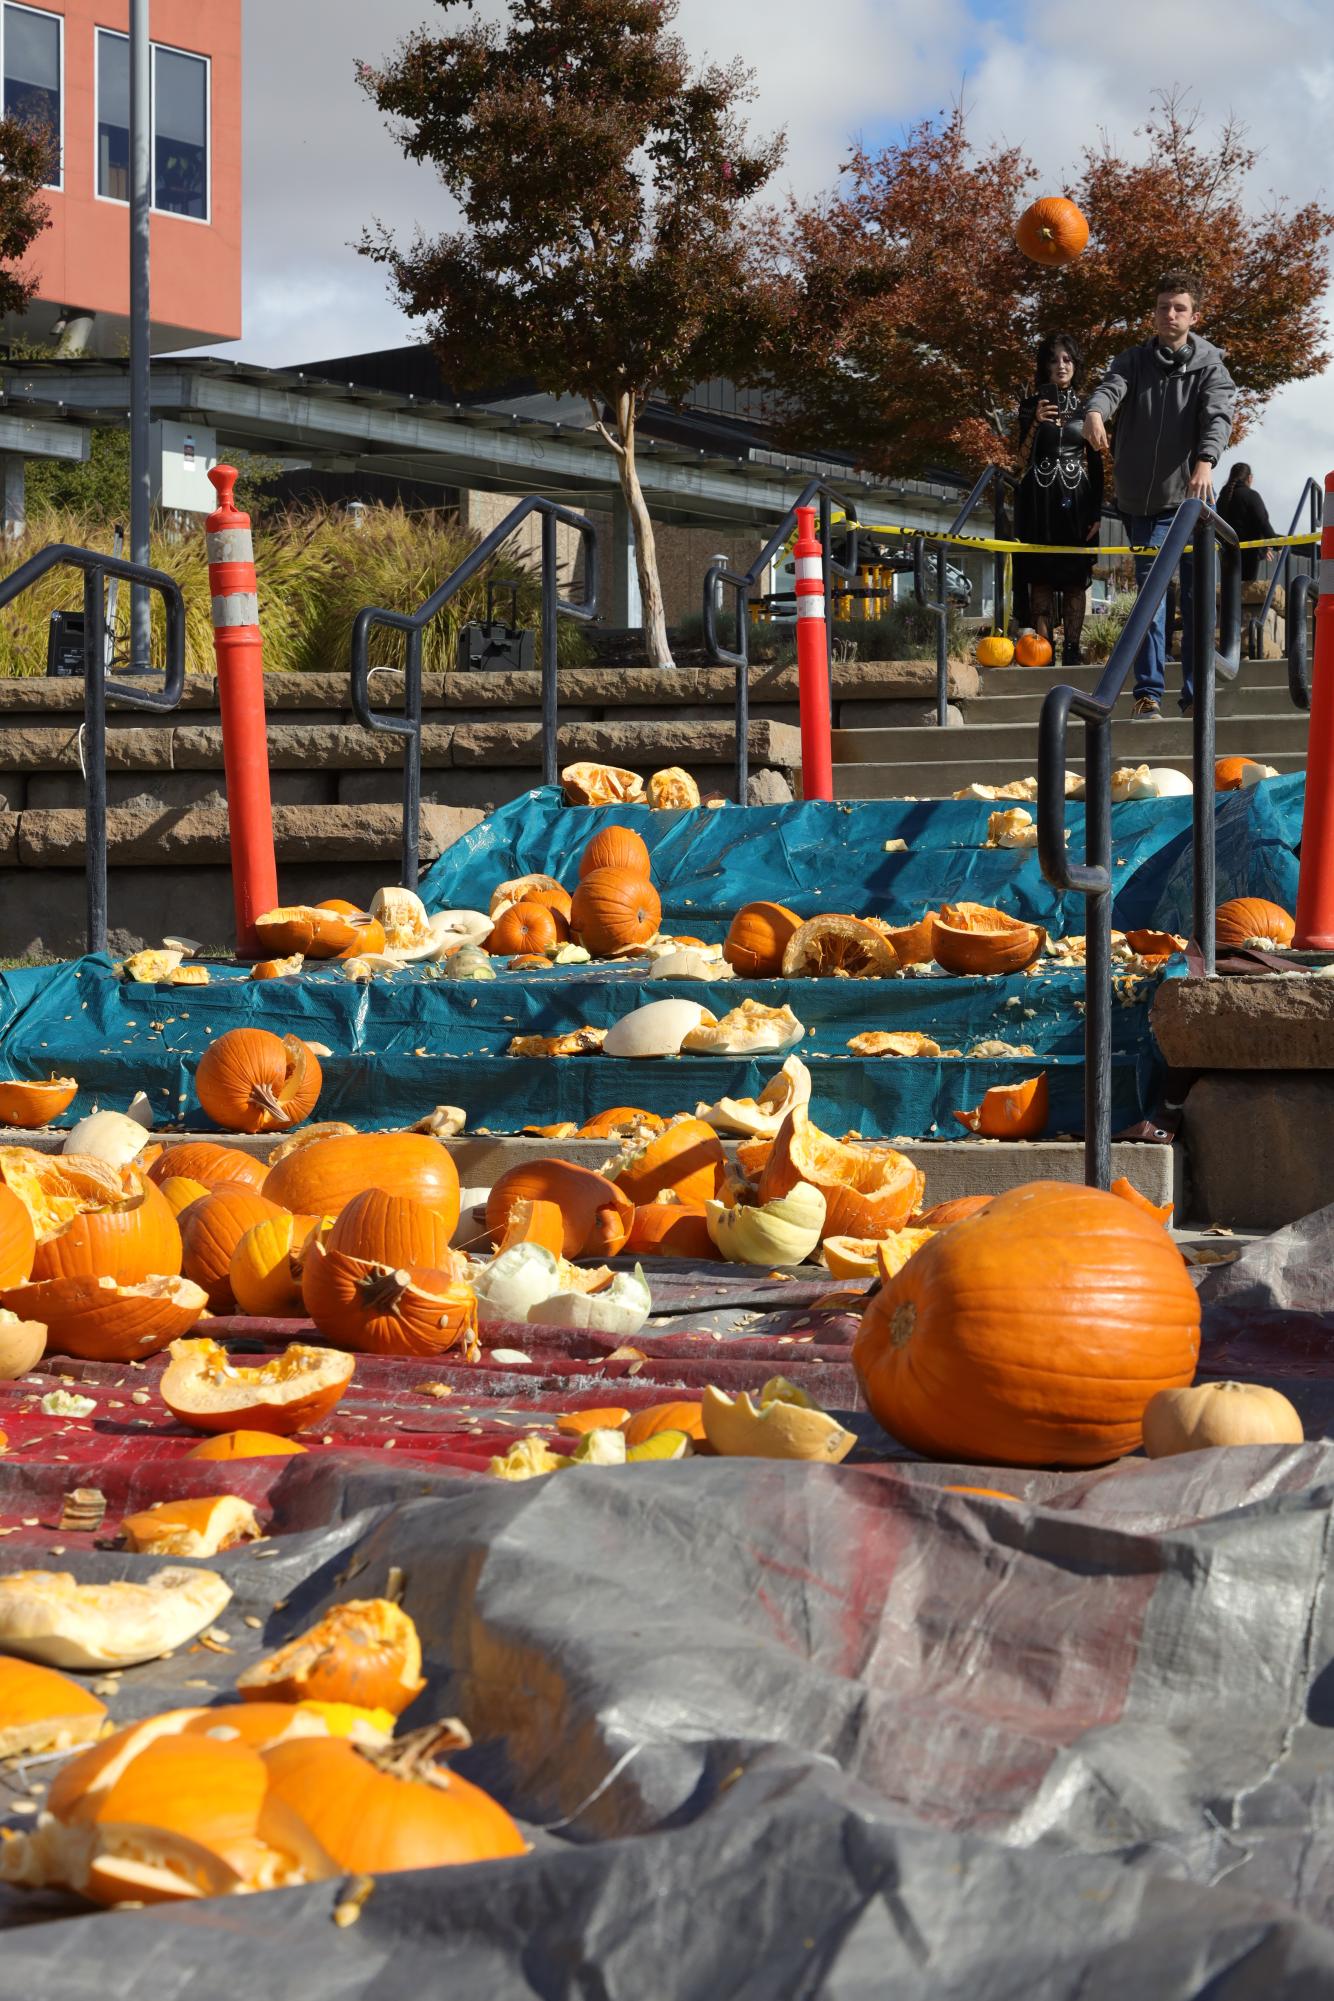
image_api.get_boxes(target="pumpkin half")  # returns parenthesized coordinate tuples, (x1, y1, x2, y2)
(487, 1160, 633, 1260)
(160, 1338, 355, 1436)
(1, 1273, 207, 1362)
(1, 1151, 182, 1287)
(758, 1107, 923, 1238)
(930, 904, 1044, 976)
(954, 1074, 1049, 1140)
(853, 1180, 1201, 1467)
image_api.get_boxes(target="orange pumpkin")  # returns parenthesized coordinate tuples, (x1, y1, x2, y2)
(149, 1143, 269, 1195)
(758, 1107, 923, 1238)
(263, 1131, 460, 1229)
(723, 902, 803, 978)
(579, 824, 651, 879)
(1013, 631, 1054, 667)
(253, 903, 378, 961)
(0, 1077, 78, 1128)
(622, 1401, 706, 1445)
(954, 1074, 1049, 1140)
(302, 1193, 477, 1359)
(569, 868, 661, 956)
(486, 1160, 634, 1260)
(1014, 195, 1089, 267)
(931, 903, 1044, 975)
(161, 1337, 355, 1435)
(612, 1118, 725, 1206)
(853, 1181, 1201, 1467)
(975, 635, 1015, 668)
(912, 1194, 993, 1230)
(0, 1656, 107, 1758)
(195, 1030, 322, 1134)
(577, 1107, 666, 1141)
(1123, 929, 1184, 959)
(179, 1185, 288, 1313)
(0, 1153, 183, 1286)
(523, 882, 574, 923)
(157, 1175, 212, 1217)
(187, 1430, 308, 1462)
(880, 913, 938, 970)
(1214, 757, 1266, 791)
(0, 1183, 36, 1289)
(1215, 897, 1295, 949)
(1110, 1176, 1174, 1225)
(625, 1202, 719, 1260)
(261, 1729, 527, 1874)
(229, 1211, 323, 1318)
(485, 900, 564, 956)
(238, 1599, 425, 1715)
(1, 1273, 207, 1362)
(496, 1197, 566, 1258)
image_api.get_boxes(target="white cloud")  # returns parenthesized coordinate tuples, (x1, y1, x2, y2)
(197, 0, 1333, 511)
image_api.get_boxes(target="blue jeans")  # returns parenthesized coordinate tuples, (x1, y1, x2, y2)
(1127, 511, 1194, 709)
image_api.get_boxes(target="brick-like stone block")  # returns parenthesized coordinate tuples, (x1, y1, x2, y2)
(1183, 1073, 1334, 1228)
(1153, 976, 1334, 1070)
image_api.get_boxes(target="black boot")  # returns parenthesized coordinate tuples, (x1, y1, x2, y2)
(1062, 640, 1083, 666)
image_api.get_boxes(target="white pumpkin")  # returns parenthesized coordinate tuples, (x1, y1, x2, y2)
(428, 909, 492, 951)
(527, 1265, 652, 1338)
(603, 999, 716, 1059)
(696, 1055, 812, 1138)
(0, 1568, 233, 1670)
(63, 1111, 152, 1168)
(370, 886, 432, 951)
(705, 1184, 827, 1265)
(471, 1244, 564, 1323)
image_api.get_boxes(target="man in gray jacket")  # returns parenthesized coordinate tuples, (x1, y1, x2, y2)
(1082, 271, 1236, 717)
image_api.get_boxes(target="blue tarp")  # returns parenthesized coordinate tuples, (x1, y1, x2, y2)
(0, 782, 1303, 1138)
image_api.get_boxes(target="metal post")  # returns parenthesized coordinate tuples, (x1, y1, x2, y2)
(1083, 718, 1113, 1188)
(83, 568, 108, 953)
(735, 659, 749, 805)
(129, 0, 152, 669)
(402, 627, 422, 890)
(1191, 520, 1217, 972)
(992, 476, 1006, 632)
(540, 506, 559, 787)
(935, 545, 949, 728)
(819, 490, 835, 703)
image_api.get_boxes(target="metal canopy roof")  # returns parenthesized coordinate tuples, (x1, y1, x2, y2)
(0, 357, 954, 531)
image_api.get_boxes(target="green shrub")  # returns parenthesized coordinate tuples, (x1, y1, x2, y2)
(0, 500, 595, 676)
(1080, 591, 1138, 664)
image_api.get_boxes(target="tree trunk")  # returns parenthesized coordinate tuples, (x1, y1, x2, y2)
(615, 398, 673, 669)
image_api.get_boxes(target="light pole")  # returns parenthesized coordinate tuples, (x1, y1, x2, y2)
(129, 0, 151, 666)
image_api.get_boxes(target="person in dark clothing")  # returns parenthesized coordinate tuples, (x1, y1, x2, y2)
(1082, 270, 1236, 718)
(1014, 331, 1104, 664)
(1215, 463, 1276, 584)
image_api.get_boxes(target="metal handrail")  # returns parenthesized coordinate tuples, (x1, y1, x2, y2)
(351, 498, 598, 888)
(1288, 570, 1315, 711)
(913, 464, 1017, 728)
(703, 478, 863, 803)
(1250, 475, 1321, 660)
(0, 543, 186, 954)
(1037, 497, 1241, 1188)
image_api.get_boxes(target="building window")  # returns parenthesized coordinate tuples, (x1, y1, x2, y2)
(4, 4, 60, 187)
(153, 46, 207, 219)
(96, 27, 128, 201)
(96, 30, 208, 221)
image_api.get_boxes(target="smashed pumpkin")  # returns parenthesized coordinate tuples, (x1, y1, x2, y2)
(758, 1107, 923, 1237)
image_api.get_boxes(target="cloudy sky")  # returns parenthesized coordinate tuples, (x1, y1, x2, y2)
(198, 0, 1334, 510)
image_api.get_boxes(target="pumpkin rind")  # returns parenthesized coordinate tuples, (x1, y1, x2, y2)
(723, 902, 803, 978)
(487, 1160, 633, 1259)
(0, 1077, 78, 1128)
(263, 1132, 460, 1228)
(161, 1338, 355, 1435)
(1, 1273, 207, 1362)
(853, 1181, 1201, 1467)
(238, 1599, 425, 1716)
(930, 903, 1044, 976)
(610, 1118, 725, 1206)
(758, 1107, 923, 1237)
(954, 1074, 1049, 1139)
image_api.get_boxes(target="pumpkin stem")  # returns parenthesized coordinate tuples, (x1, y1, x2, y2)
(251, 1081, 295, 1125)
(357, 1266, 413, 1313)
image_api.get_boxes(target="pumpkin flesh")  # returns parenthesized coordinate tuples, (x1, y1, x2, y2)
(758, 1107, 923, 1238)
(160, 1338, 355, 1435)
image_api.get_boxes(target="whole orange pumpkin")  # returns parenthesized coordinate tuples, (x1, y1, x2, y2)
(1013, 631, 1054, 668)
(723, 901, 803, 978)
(263, 1132, 460, 1230)
(579, 824, 651, 878)
(486, 900, 564, 956)
(195, 1030, 322, 1134)
(569, 869, 662, 956)
(1215, 897, 1295, 949)
(853, 1180, 1201, 1467)
(1014, 195, 1089, 267)
(148, 1142, 270, 1195)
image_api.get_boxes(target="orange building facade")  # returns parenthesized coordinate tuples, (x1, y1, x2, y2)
(3, 0, 240, 352)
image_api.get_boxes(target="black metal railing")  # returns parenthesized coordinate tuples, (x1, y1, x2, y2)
(912, 463, 1017, 727)
(351, 498, 598, 888)
(702, 478, 863, 803)
(0, 544, 185, 954)
(1287, 570, 1315, 711)
(1037, 499, 1241, 1188)
(1250, 476, 1320, 661)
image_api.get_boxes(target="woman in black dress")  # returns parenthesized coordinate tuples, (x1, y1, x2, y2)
(1014, 331, 1104, 663)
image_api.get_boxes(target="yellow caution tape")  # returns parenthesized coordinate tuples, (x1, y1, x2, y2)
(826, 512, 1318, 560)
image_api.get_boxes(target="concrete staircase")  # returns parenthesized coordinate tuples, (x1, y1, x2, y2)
(832, 657, 1305, 799)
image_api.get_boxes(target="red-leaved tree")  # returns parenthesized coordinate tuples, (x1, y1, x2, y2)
(359, 0, 784, 667)
(0, 112, 55, 317)
(763, 95, 1334, 484)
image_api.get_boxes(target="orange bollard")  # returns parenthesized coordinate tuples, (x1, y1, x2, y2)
(1295, 473, 1334, 949)
(205, 465, 279, 956)
(793, 505, 833, 802)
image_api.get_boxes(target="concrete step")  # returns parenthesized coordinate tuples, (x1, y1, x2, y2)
(0, 1124, 1180, 1211)
(961, 680, 1298, 729)
(833, 751, 1308, 800)
(832, 712, 1310, 766)
(977, 658, 1294, 697)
